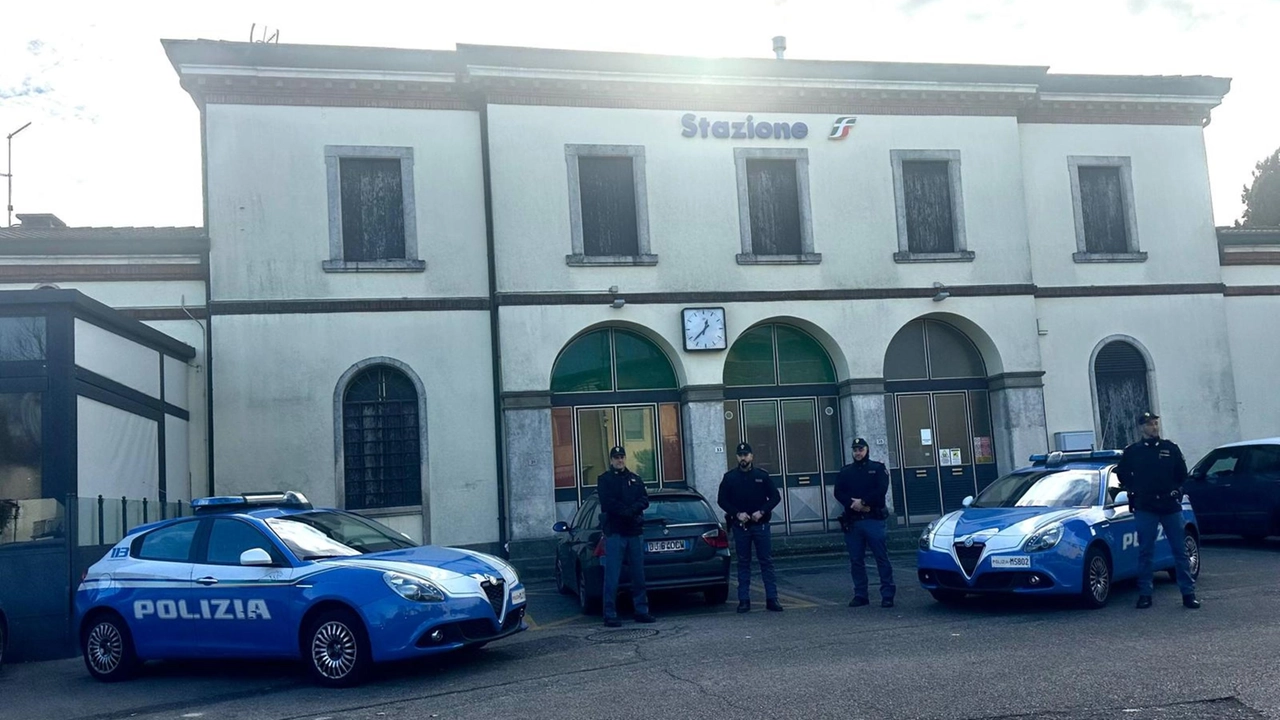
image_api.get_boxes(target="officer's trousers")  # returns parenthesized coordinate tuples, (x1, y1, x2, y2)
(602, 533, 649, 619)
(1135, 509, 1196, 596)
(733, 523, 777, 602)
(844, 518, 896, 601)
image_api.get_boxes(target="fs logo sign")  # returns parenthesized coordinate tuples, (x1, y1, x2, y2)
(828, 116, 857, 140)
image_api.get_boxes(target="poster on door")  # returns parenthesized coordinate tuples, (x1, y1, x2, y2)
(973, 436, 994, 464)
(920, 429, 933, 446)
(949, 448, 963, 466)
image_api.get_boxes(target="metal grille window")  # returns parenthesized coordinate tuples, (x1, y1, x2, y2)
(579, 156, 639, 256)
(343, 367, 421, 510)
(1094, 341, 1151, 451)
(1078, 166, 1129, 254)
(902, 161, 956, 254)
(745, 159, 802, 255)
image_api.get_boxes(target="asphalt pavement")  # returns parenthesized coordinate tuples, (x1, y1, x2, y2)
(3, 538, 1280, 720)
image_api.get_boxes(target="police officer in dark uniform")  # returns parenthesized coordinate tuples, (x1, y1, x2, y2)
(1116, 412, 1199, 610)
(834, 437, 896, 608)
(596, 446, 657, 627)
(717, 442, 783, 613)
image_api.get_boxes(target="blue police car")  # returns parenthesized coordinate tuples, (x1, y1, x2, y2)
(75, 492, 527, 686)
(917, 451, 1201, 609)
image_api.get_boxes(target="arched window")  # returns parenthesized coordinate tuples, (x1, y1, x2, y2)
(884, 319, 985, 381)
(342, 366, 421, 510)
(724, 324, 836, 387)
(1094, 340, 1151, 450)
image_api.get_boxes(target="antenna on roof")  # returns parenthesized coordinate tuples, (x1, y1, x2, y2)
(248, 24, 280, 44)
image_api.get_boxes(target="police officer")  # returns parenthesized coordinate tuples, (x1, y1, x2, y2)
(834, 437, 896, 608)
(596, 445, 657, 627)
(717, 442, 783, 613)
(1116, 412, 1199, 610)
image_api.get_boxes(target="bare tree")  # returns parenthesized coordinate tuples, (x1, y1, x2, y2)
(0, 317, 45, 361)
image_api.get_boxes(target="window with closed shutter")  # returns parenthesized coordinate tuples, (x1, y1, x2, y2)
(339, 158, 406, 261)
(902, 160, 956, 254)
(745, 159, 802, 255)
(578, 156, 639, 257)
(1079, 166, 1130, 254)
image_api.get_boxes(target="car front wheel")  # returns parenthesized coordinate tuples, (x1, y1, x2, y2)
(1081, 546, 1111, 609)
(82, 612, 139, 682)
(304, 609, 371, 688)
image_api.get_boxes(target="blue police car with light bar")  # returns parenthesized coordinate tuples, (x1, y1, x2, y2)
(916, 450, 1201, 608)
(75, 491, 527, 686)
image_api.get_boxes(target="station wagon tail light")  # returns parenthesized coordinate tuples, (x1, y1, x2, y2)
(702, 528, 730, 549)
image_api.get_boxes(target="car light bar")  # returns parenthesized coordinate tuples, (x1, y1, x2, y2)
(191, 491, 312, 514)
(1029, 450, 1125, 467)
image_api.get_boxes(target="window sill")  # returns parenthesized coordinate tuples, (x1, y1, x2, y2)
(893, 251, 975, 263)
(1072, 252, 1148, 263)
(322, 259, 426, 273)
(736, 253, 822, 265)
(565, 254, 659, 267)
(348, 505, 423, 518)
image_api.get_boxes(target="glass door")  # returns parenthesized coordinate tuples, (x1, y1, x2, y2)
(897, 394, 942, 523)
(741, 400, 786, 531)
(781, 399, 823, 534)
(933, 392, 976, 511)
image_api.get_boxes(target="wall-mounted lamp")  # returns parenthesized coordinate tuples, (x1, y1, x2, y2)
(932, 282, 950, 302)
(609, 285, 625, 309)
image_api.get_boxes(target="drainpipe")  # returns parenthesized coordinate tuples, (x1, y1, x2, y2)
(475, 95, 509, 554)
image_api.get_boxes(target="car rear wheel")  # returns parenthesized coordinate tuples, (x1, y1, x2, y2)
(554, 555, 570, 595)
(1171, 531, 1201, 581)
(1081, 546, 1111, 609)
(82, 612, 138, 682)
(929, 589, 966, 605)
(304, 609, 371, 688)
(577, 566, 601, 616)
(703, 585, 730, 605)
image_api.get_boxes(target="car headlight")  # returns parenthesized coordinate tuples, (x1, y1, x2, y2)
(1023, 523, 1064, 553)
(919, 518, 940, 550)
(383, 571, 445, 602)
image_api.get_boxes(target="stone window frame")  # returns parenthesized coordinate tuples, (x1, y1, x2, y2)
(564, 144, 657, 267)
(734, 147, 820, 265)
(1068, 156, 1146, 263)
(323, 145, 426, 273)
(890, 149, 973, 263)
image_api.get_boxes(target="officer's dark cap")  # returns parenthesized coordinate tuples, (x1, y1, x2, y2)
(1136, 411, 1160, 425)
(609, 445, 626, 458)
(735, 442, 753, 455)
(852, 437, 869, 449)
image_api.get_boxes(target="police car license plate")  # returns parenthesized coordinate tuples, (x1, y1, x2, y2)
(510, 587, 526, 605)
(646, 540, 687, 553)
(991, 556, 1031, 569)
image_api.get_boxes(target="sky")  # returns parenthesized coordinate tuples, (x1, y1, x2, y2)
(0, 0, 1276, 229)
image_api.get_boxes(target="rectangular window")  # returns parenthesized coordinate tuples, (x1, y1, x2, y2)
(565, 145, 654, 266)
(324, 145, 423, 272)
(902, 161, 955, 254)
(552, 407, 576, 490)
(891, 150, 970, 262)
(659, 403, 685, 485)
(0, 392, 50, 546)
(340, 158, 405, 261)
(734, 148, 818, 264)
(576, 407, 615, 487)
(0, 316, 46, 361)
(579, 157, 639, 256)
(746, 159, 802, 255)
(1069, 156, 1144, 262)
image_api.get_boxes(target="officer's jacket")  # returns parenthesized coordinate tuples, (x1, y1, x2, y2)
(1116, 438, 1188, 514)
(834, 458, 890, 518)
(596, 468, 649, 536)
(717, 466, 781, 523)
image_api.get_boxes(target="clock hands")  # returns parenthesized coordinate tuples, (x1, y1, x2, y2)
(692, 319, 710, 341)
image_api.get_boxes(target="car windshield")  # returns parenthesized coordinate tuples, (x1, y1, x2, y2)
(266, 511, 416, 560)
(643, 497, 717, 524)
(970, 469, 1101, 509)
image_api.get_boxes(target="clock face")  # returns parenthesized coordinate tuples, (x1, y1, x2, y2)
(682, 307, 727, 351)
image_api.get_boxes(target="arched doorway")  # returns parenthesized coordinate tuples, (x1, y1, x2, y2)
(722, 323, 842, 535)
(884, 319, 997, 524)
(1093, 339, 1152, 450)
(549, 328, 685, 523)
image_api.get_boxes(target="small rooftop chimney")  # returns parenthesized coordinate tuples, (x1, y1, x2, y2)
(772, 36, 786, 60)
(14, 213, 67, 229)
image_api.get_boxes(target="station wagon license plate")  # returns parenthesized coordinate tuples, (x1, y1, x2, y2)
(991, 556, 1031, 569)
(646, 540, 687, 553)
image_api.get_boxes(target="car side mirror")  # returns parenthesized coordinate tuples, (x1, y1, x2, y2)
(1113, 491, 1129, 507)
(961, 496, 974, 508)
(552, 521, 569, 533)
(240, 548, 274, 566)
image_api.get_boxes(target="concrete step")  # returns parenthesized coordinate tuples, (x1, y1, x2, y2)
(507, 526, 922, 583)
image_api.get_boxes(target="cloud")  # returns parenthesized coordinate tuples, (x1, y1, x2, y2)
(899, 0, 942, 16)
(0, 77, 52, 100)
